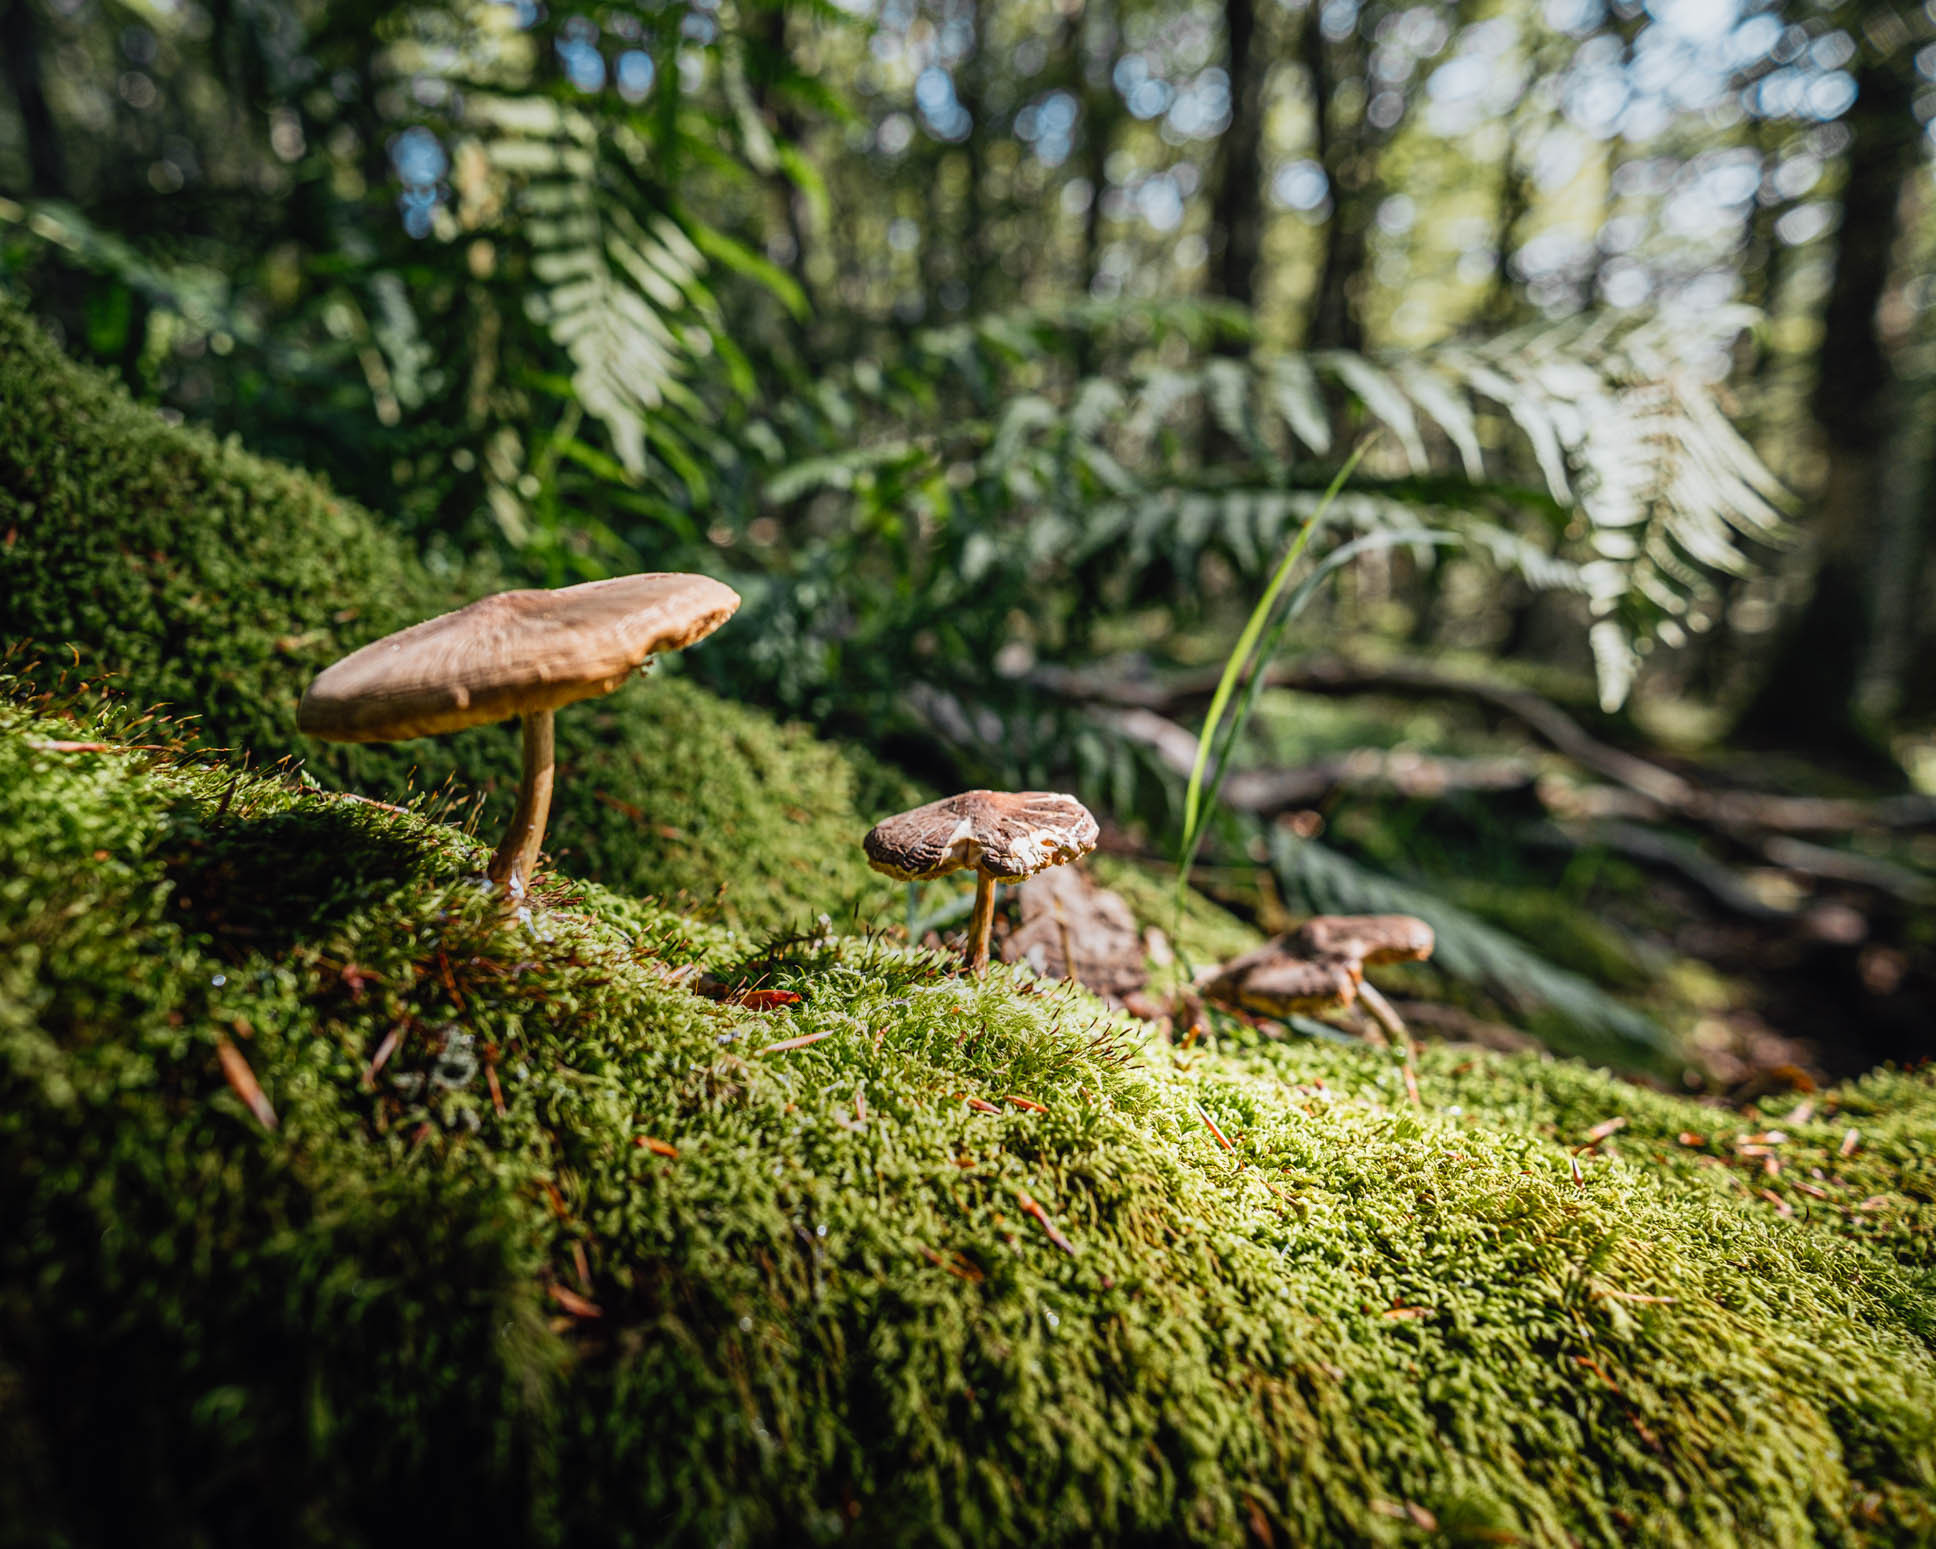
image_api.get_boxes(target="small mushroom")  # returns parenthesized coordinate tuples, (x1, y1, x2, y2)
(297, 573, 739, 896)
(864, 790, 1099, 973)
(1202, 913, 1434, 1023)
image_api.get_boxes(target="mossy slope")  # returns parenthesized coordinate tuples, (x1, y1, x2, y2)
(0, 298, 907, 935)
(8, 294, 1936, 1549)
(4, 701, 1936, 1549)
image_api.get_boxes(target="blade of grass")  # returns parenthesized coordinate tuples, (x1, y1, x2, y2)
(1174, 439, 1377, 910)
(1191, 527, 1460, 857)
(1177, 452, 1358, 845)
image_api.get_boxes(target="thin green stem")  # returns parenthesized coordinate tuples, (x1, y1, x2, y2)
(1174, 438, 1376, 915)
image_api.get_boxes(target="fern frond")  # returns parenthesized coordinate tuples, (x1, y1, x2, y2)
(468, 93, 710, 477)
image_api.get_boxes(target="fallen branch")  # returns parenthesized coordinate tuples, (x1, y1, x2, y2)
(1040, 658, 1691, 805)
(1112, 707, 1537, 813)
(1535, 820, 1932, 917)
(1758, 835, 1934, 905)
(1045, 658, 1936, 836)
(1528, 821, 1797, 921)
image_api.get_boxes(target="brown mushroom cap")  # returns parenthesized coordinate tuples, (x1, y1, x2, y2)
(1291, 914, 1436, 966)
(1203, 913, 1434, 1020)
(296, 573, 740, 743)
(1206, 952, 1360, 1016)
(863, 790, 1099, 882)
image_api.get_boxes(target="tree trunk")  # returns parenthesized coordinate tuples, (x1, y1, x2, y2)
(1208, 0, 1264, 311)
(1481, 145, 1532, 328)
(1299, 18, 1372, 351)
(1, 0, 67, 197)
(1080, 0, 1115, 302)
(1064, 0, 1116, 372)
(956, 0, 989, 311)
(1734, 55, 1918, 777)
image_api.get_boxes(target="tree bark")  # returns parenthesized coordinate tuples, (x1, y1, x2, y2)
(1734, 54, 1919, 775)
(956, 0, 989, 312)
(1209, 0, 1265, 311)
(1299, 17, 1375, 351)
(0, 0, 67, 197)
(1078, 0, 1118, 331)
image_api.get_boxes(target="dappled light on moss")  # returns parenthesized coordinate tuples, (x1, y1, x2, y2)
(0, 298, 911, 937)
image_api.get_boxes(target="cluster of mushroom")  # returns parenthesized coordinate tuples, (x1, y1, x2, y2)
(297, 574, 1436, 1020)
(295, 571, 1108, 961)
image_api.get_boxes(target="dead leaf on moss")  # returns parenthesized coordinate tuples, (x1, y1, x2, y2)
(1002, 864, 1146, 1000)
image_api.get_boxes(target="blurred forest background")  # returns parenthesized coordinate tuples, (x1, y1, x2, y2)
(2, 0, 1934, 1086)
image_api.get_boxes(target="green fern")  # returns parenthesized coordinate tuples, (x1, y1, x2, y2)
(758, 304, 1789, 708)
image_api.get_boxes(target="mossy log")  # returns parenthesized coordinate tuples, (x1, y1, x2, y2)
(3, 704, 1936, 1546)
(4, 298, 1936, 1547)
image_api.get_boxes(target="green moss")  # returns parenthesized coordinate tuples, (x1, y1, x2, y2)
(9, 296, 1936, 1549)
(0, 298, 908, 936)
(5, 700, 1936, 1548)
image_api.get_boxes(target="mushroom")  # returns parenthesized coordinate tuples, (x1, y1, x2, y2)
(864, 790, 1099, 973)
(1202, 914, 1434, 1024)
(297, 572, 739, 896)
(1203, 914, 1434, 1102)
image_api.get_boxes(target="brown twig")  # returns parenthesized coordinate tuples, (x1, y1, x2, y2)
(215, 1037, 278, 1130)
(1016, 1190, 1077, 1254)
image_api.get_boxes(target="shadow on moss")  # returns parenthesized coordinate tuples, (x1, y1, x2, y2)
(162, 801, 451, 956)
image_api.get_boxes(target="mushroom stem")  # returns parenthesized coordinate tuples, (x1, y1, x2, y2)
(1355, 979, 1421, 1107)
(966, 869, 998, 974)
(1354, 978, 1408, 1044)
(1051, 894, 1078, 984)
(489, 708, 556, 896)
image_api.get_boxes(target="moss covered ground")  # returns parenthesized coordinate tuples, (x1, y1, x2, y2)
(5, 696, 1936, 1547)
(6, 299, 1936, 1546)
(0, 298, 911, 937)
